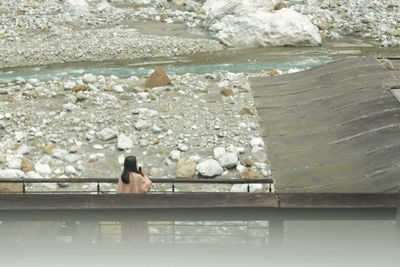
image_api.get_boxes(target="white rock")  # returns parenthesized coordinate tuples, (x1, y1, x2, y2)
(35, 163, 51, 176)
(169, 150, 181, 161)
(134, 120, 150, 130)
(137, 92, 149, 99)
(15, 131, 25, 142)
(93, 144, 103, 150)
(0, 169, 26, 178)
(65, 0, 89, 14)
(252, 146, 264, 153)
(97, 128, 118, 140)
(113, 85, 124, 93)
(189, 155, 203, 164)
(227, 145, 245, 155)
(178, 144, 189, 152)
(197, 159, 223, 177)
(203, 0, 320, 47)
(250, 137, 264, 147)
(216, 152, 238, 168)
(151, 125, 162, 134)
(63, 103, 78, 111)
(28, 78, 40, 87)
(255, 162, 268, 169)
(231, 183, 262, 193)
(213, 147, 226, 159)
(117, 134, 133, 150)
(26, 171, 42, 178)
(63, 154, 81, 163)
(64, 81, 76, 90)
(82, 73, 96, 83)
(65, 166, 77, 176)
(52, 149, 68, 159)
(236, 163, 246, 173)
(8, 158, 22, 169)
(16, 144, 30, 156)
(139, 139, 149, 147)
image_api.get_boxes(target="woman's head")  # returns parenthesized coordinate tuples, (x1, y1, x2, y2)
(121, 156, 139, 184)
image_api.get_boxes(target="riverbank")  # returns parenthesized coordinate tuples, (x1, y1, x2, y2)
(1, 0, 400, 69)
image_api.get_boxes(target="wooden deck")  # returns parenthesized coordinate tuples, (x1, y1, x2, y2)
(250, 56, 400, 193)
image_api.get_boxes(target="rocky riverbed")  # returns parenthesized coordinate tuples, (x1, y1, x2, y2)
(0, 66, 289, 193)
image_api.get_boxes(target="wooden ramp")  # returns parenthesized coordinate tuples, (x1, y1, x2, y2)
(250, 56, 400, 193)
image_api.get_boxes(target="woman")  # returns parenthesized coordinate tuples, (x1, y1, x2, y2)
(117, 156, 152, 245)
(117, 156, 152, 194)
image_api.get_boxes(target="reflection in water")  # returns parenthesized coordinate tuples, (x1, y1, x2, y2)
(0, 218, 398, 267)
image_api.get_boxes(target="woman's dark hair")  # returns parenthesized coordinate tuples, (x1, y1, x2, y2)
(121, 156, 140, 184)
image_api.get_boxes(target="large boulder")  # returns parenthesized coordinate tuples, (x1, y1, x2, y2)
(202, 0, 321, 47)
(176, 158, 197, 178)
(197, 159, 223, 178)
(216, 152, 238, 169)
(145, 67, 171, 89)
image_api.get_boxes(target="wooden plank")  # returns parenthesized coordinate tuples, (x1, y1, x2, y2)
(0, 193, 279, 210)
(278, 193, 398, 208)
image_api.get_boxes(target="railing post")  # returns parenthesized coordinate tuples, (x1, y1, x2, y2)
(247, 184, 250, 193)
(22, 179, 26, 194)
(97, 179, 100, 194)
(172, 181, 175, 193)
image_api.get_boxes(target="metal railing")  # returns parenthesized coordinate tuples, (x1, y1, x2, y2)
(0, 177, 274, 194)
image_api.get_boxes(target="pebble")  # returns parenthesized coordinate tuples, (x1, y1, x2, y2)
(169, 150, 181, 161)
(69, 145, 80, 153)
(97, 128, 118, 140)
(93, 144, 103, 150)
(113, 85, 124, 93)
(65, 165, 77, 176)
(63, 103, 78, 111)
(82, 73, 96, 83)
(8, 158, 22, 169)
(134, 120, 150, 130)
(151, 125, 162, 134)
(177, 144, 189, 152)
(250, 137, 264, 147)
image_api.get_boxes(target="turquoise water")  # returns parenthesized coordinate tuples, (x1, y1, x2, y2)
(0, 56, 335, 84)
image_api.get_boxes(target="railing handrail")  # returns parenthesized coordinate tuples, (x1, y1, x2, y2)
(0, 178, 273, 184)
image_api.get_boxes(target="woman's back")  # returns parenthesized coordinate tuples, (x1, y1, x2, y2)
(117, 172, 152, 194)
